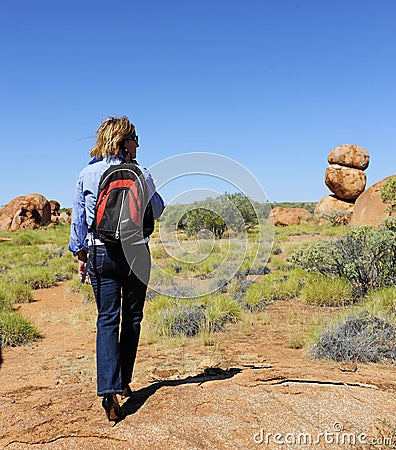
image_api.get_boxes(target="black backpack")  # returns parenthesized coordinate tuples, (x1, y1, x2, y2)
(90, 163, 154, 245)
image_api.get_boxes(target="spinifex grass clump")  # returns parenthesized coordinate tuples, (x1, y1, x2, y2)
(311, 312, 396, 363)
(144, 295, 187, 337)
(168, 306, 205, 337)
(300, 274, 354, 307)
(245, 282, 270, 312)
(6, 266, 58, 290)
(0, 288, 13, 312)
(0, 311, 41, 347)
(11, 230, 47, 246)
(245, 269, 306, 311)
(143, 294, 241, 338)
(362, 287, 396, 317)
(0, 280, 33, 304)
(203, 294, 242, 332)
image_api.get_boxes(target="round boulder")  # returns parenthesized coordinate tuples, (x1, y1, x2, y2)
(328, 144, 370, 170)
(325, 165, 366, 200)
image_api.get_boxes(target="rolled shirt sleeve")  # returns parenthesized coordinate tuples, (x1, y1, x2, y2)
(68, 176, 89, 255)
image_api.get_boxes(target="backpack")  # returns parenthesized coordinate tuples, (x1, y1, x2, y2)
(90, 163, 154, 245)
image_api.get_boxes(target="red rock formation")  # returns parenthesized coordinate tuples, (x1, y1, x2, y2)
(271, 207, 313, 226)
(0, 194, 52, 231)
(351, 176, 396, 226)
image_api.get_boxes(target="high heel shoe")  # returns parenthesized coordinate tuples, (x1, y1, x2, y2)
(102, 393, 125, 421)
(121, 385, 133, 399)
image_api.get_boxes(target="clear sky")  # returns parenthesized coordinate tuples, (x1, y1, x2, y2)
(1, 0, 395, 208)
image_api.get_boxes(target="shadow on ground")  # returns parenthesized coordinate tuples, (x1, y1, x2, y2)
(123, 367, 242, 416)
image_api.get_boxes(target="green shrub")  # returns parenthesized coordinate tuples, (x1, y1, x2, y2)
(157, 285, 198, 299)
(291, 227, 396, 296)
(149, 265, 175, 286)
(281, 268, 308, 298)
(0, 245, 50, 267)
(0, 311, 40, 347)
(381, 216, 396, 232)
(319, 224, 350, 238)
(0, 278, 34, 304)
(300, 274, 354, 307)
(226, 273, 251, 301)
(305, 314, 331, 347)
(29, 223, 70, 246)
(380, 176, 396, 214)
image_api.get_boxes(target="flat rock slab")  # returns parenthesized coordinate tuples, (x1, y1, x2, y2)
(1, 283, 396, 450)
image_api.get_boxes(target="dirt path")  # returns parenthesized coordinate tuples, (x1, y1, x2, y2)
(1, 282, 396, 449)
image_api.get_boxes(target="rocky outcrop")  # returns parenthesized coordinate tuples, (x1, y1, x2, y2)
(316, 144, 370, 223)
(324, 165, 366, 200)
(59, 211, 71, 224)
(0, 194, 52, 231)
(50, 200, 60, 213)
(50, 200, 61, 224)
(315, 195, 354, 215)
(351, 176, 396, 226)
(271, 206, 313, 226)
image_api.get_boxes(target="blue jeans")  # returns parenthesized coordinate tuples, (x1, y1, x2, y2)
(88, 243, 150, 396)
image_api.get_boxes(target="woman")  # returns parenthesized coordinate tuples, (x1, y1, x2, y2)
(69, 116, 164, 421)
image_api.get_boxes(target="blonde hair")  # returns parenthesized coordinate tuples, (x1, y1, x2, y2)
(89, 116, 135, 158)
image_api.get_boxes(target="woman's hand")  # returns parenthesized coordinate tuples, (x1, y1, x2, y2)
(77, 250, 91, 284)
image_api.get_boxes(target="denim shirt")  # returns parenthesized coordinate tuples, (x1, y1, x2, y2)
(68, 156, 165, 255)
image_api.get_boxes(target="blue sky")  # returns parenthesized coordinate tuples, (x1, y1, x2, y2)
(1, 0, 395, 207)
